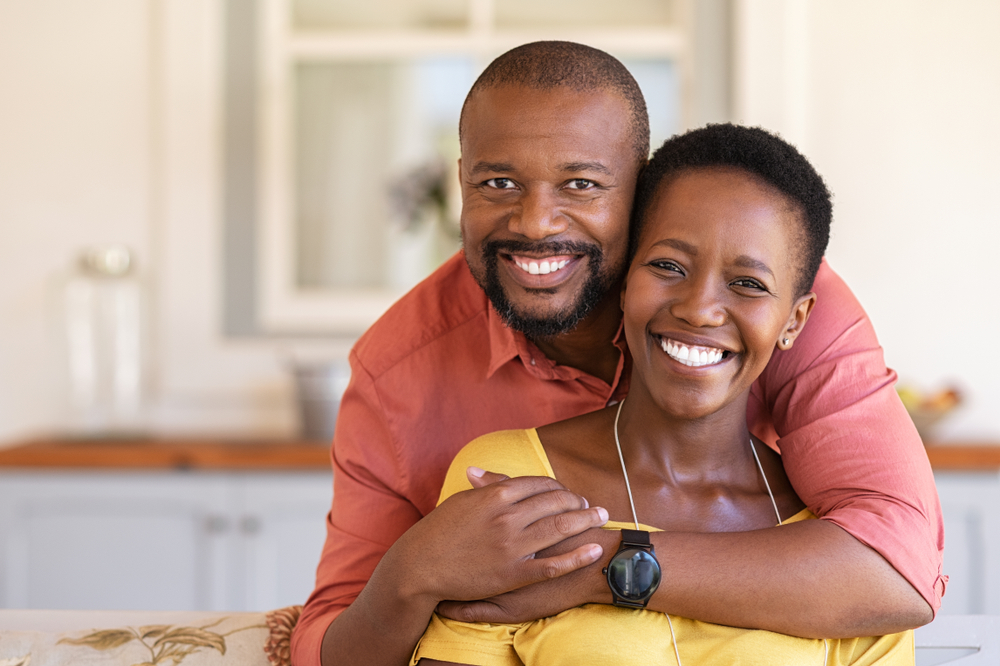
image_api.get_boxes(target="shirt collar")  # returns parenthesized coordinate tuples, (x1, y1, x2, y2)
(486, 300, 629, 388)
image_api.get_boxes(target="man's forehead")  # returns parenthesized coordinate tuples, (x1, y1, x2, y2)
(461, 85, 632, 158)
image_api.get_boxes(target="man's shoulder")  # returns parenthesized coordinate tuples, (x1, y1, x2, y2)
(353, 252, 490, 377)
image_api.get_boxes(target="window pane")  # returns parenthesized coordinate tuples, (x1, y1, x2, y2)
(295, 58, 474, 290)
(293, 0, 468, 30)
(494, 0, 676, 30)
(622, 58, 681, 152)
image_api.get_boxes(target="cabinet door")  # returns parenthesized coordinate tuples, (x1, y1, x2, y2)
(0, 472, 234, 611)
(934, 471, 1000, 615)
(235, 472, 333, 611)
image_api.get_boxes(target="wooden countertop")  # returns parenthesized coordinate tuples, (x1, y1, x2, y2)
(0, 438, 331, 470)
(0, 438, 997, 471)
(923, 443, 1000, 470)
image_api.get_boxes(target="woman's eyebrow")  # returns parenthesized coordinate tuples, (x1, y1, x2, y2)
(651, 238, 697, 254)
(734, 255, 775, 279)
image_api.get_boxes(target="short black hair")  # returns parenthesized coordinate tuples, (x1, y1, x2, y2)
(459, 41, 650, 163)
(631, 124, 832, 296)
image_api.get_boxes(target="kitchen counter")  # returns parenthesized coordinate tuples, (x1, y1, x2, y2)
(0, 437, 331, 470)
(0, 438, 997, 470)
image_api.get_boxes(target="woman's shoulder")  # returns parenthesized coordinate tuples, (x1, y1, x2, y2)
(437, 429, 555, 504)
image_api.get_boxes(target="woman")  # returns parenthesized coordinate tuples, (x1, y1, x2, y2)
(411, 124, 913, 665)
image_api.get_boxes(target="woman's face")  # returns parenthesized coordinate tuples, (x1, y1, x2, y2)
(622, 167, 815, 420)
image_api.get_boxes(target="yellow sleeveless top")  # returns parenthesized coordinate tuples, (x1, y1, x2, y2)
(410, 429, 913, 666)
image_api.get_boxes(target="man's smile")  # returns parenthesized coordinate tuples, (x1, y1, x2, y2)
(510, 254, 574, 275)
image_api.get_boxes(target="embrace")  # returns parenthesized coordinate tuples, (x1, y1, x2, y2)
(293, 42, 943, 665)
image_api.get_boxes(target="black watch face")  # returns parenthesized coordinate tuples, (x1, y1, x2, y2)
(608, 547, 661, 600)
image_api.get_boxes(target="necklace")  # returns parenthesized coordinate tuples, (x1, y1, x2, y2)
(611, 399, 787, 666)
(612, 400, 782, 529)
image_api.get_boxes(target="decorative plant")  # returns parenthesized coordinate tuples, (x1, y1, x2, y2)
(388, 159, 460, 240)
(58, 618, 263, 666)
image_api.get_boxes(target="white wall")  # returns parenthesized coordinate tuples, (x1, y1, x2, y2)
(734, 0, 1000, 441)
(0, 0, 296, 442)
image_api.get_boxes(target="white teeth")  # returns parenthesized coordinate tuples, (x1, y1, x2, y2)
(515, 258, 570, 275)
(660, 338, 726, 367)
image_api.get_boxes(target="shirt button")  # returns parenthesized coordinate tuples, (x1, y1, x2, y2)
(530, 358, 536, 365)
(608, 399, 619, 407)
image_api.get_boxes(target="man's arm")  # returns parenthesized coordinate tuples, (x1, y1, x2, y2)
(440, 481, 930, 638)
(439, 262, 942, 636)
(291, 355, 608, 666)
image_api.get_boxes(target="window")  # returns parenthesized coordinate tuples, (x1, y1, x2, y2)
(257, 0, 690, 334)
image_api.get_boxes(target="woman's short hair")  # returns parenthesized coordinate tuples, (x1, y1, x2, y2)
(631, 124, 832, 296)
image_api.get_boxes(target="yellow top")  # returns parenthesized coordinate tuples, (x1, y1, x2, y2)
(410, 429, 914, 666)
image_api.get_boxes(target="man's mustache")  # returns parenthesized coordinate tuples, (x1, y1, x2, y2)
(482, 239, 602, 259)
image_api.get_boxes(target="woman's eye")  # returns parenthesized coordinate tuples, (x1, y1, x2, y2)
(650, 260, 683, 274)
(732, 278, 766, 291)
(566, 179, 596, 190)
(484, 178, 516, 189)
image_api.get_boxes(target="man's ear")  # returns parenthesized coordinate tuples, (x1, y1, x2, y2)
(777, 292, 816, 351)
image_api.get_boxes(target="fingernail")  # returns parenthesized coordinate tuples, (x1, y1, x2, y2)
(589, 544, 603, 559)
(597, 507, 609, 522)
(583, 497, 589, 509)
(467, 466, 485, 478)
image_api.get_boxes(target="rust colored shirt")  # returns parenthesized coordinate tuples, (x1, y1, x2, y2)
(291, 252, 944, 666)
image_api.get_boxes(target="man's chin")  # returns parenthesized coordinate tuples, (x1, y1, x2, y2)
(488, 285, 605, 339)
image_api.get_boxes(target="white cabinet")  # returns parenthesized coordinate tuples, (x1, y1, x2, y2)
(934, 470, 1000, 615)
(0, 470, 332, 612)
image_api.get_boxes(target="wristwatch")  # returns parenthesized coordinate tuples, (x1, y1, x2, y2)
(602, 529, 661, 608)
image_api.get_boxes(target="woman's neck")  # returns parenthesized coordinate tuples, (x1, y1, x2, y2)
(615, 382, 756, 487)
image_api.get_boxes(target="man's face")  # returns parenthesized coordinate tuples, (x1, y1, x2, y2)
(459, 85, 639, 338)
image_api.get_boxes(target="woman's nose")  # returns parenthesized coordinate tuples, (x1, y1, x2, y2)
(506, 190, 569, 240)
(670, 280, 726, 328)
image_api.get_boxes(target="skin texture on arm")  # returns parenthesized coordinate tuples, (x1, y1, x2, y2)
(440, 477, 930, 638)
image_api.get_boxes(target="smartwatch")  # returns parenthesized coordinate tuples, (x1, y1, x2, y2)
(602, 529, 661, 608)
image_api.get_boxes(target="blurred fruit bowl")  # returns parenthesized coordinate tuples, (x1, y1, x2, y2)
(897, 386, 961, 443)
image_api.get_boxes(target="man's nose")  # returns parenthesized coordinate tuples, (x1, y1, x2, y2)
(670, 278, 726, 328)
(507, 189, 569, 240)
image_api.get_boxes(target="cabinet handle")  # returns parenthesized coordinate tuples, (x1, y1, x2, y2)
(240, 515, 262, 535)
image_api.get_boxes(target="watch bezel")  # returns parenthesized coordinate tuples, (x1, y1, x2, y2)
(604, 529, 661, 608)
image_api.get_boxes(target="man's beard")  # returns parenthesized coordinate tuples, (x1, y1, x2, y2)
(475, 239, 618, 339)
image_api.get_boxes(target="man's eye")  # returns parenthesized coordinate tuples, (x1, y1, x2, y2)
(566, 179, 596, 190)
(484, 178, 516, 189)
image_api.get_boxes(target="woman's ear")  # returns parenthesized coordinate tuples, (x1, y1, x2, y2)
(777, 292, 816, 351)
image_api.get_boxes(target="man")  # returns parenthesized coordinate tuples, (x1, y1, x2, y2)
(292, 42, 943, 666)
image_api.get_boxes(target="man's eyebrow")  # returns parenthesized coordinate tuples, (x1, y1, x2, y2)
(559, 161, 612, 175)
(469, 161, 515, 175)
(733, 254, 775, 278)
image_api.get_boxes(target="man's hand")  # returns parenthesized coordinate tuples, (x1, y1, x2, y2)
(386, 468, 609, 606)
(436, 526, 617, 624)
(321, 468, 607, 666)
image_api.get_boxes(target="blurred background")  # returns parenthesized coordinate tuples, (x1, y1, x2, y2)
(0, 0, 998, 614)
(2, 0, 997, 445)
